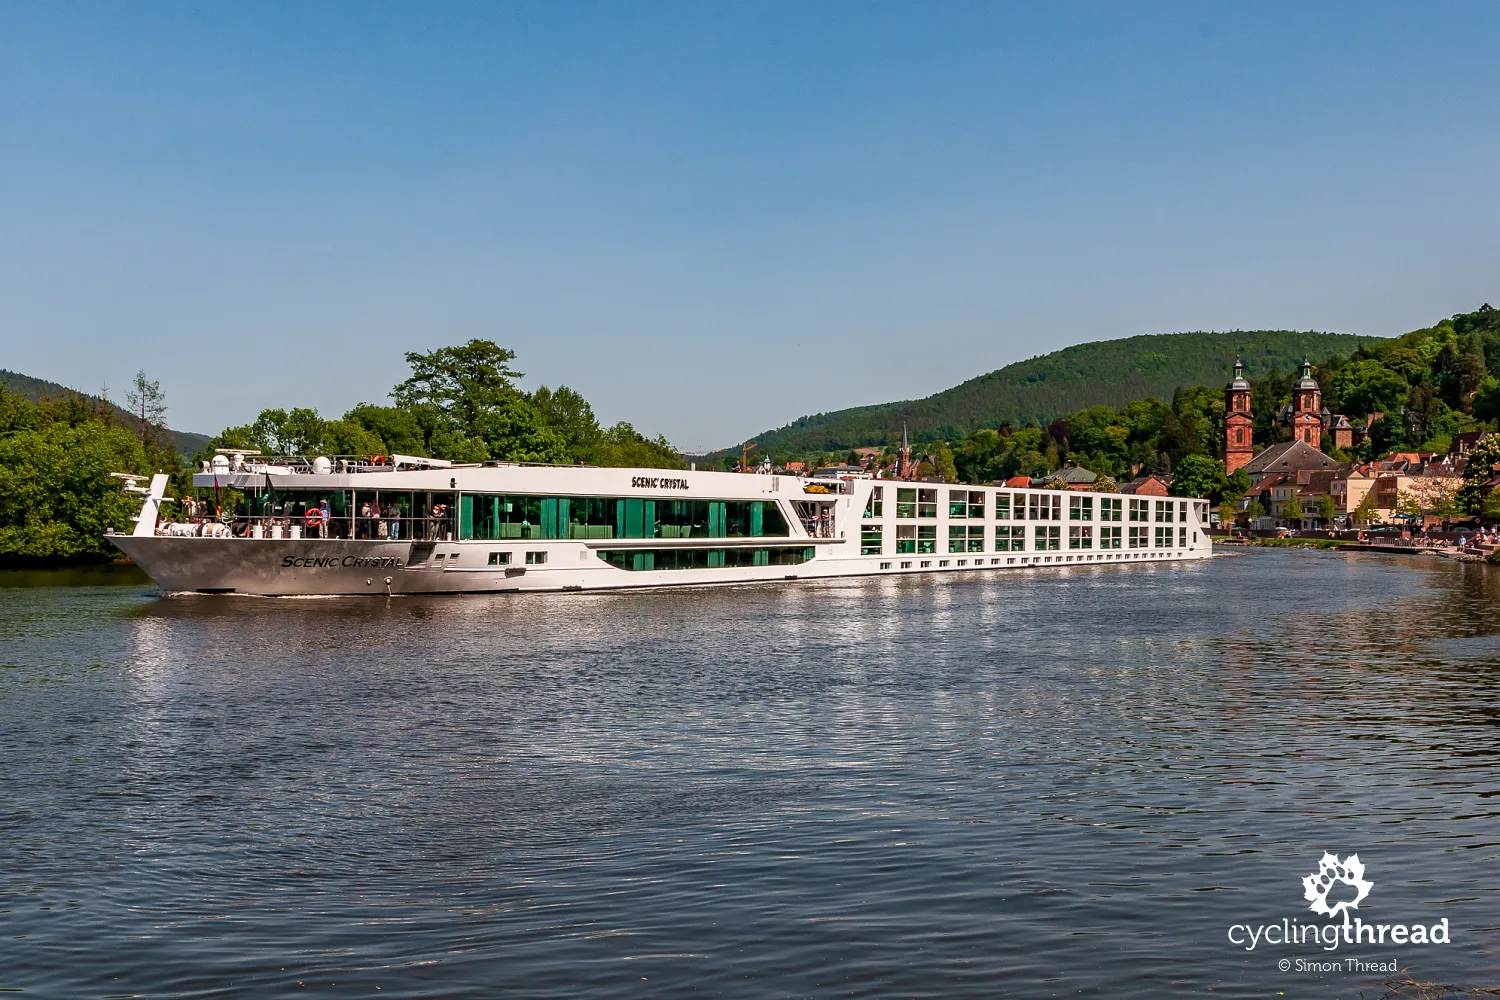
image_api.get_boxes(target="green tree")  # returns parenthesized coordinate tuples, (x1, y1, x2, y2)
(1225, 466, 1251, 500)
(322, 419, 386, 457)
(1352, 491, 1379, 525)
(531, 385, 604, 463)
(1169, 454, 1228, 500)
(391, 341, 566, 463)
(1395, 491, 1424, 521)
(1458, 434, 1500, 514)
(469, 396, 568, 465)
(596, 422, 684, 469)
(1283, 495, 1305, 525)
(1316, 493, 1337, 525)
(250, 407, 327, 456)
(0, 416, 157, 561)
(1246, 499, 1266, 520)
(1481, 488, 1500, 523)
(394, 339, 524, 435)
(1331, 359, 1409, 417)
(343, 403, 431, 456)
(936, 444, 959, 483)
(125, 369, 167, 445)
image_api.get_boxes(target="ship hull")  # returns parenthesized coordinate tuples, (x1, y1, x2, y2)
(108, 534, 1210, 597)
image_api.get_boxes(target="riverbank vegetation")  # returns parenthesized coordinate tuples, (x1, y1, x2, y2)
(205, 340, 683, 470)
(0, 341, 680, 564)
(0, 385, 174, 562)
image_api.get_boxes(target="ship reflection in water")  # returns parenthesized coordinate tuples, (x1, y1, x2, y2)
(1, 548, 1497, 998)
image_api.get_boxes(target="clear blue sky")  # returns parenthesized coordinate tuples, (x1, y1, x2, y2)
(3, 3, 1499, 449)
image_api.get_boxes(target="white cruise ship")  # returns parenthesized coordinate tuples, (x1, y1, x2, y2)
(108, 454, 1212, 596)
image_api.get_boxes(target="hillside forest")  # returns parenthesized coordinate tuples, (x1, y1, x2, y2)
(727, 329, 1379, 456)
(737, 306, 1500, 503)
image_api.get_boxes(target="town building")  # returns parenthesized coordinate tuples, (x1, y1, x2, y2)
(1240, 439, 1339, 486)
(1119, 473, 1171, 496)
(1036, 465, 1099, 490)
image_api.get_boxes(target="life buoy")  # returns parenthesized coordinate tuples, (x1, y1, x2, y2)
(304, 508, 324, 528)
(372, 455, 386, 466)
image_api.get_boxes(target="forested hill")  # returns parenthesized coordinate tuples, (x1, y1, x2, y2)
(734, 329, 1381, 454)
(0, 369, 210, 456)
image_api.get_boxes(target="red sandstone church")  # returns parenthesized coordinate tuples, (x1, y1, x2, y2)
(1224, 358, 1357, 477)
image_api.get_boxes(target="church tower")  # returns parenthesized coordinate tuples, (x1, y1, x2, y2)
(1225, 358, 1253, 474)
(1291, 359, 1322, 449)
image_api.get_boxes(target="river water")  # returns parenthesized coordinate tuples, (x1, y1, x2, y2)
(2, 548, 1497, 998)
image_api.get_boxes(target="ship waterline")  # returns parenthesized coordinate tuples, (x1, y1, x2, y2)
(110, 458, 1212, 596)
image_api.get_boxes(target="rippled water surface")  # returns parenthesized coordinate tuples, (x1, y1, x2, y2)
(3, 548, 1498, 998)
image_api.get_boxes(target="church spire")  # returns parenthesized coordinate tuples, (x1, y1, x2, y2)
(1225, 358, 1253, 474)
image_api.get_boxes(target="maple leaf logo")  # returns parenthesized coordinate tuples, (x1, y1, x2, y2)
(1302, 852, 1374, 918)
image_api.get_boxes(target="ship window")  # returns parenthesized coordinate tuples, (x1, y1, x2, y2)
(896, 524, 916, 554)
(900, 561, 912, 568)
(525, 551, 547, 565)
(994, 493, 1011, 519)
(918, 489, 938, 518)
(459, 494, 787, 541)
(1129, 498, 1149, 522)
(1068, 525, 1093, 549)
(949, 490, 969, 518)
(1069, 495, 1093, 521)
(896, 488, 917, 519)
(1099, 497, 1122, 521)
(600, 547, 815, 571)
(1099, 526, 1122, 549)
(939, 559, 949, 567)
(995, 525, 1025, 551)
(1180, 527, 1188, 547)
(863, 487, 884, 518)
(487, 551, 511, 566)
(917, 525, 937, 554)
(1155, 500, 1173, 522)
(1029, 494, 1061, 521)
(1129, 526, 1146, 548)
(948, 524, 985, 553)
(861, 524, 883, 556)
(1034, 525, 1060, 550)
(1154, 527, 1173, 547)
(968, 492, 986, 519)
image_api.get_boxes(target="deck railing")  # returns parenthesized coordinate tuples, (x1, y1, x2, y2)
(160, 514, 454, 541)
